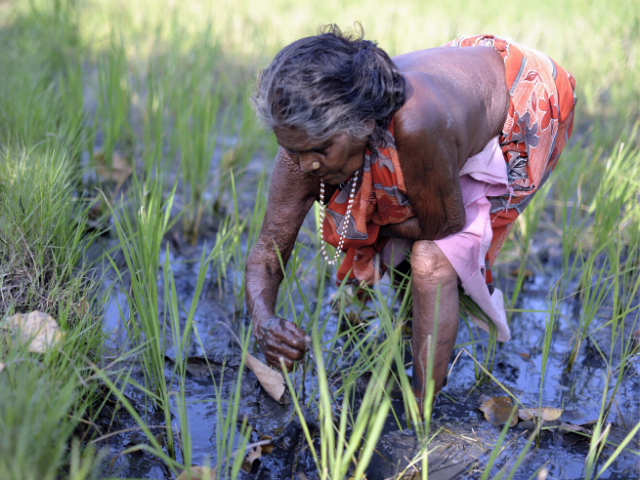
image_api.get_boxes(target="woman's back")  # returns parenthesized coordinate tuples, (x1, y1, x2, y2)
(393, 45, 510, 165)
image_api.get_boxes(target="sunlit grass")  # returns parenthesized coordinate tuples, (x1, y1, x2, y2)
(0, 0, 638, 478)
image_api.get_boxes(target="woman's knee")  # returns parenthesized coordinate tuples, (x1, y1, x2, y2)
(410, 241, 457, 284)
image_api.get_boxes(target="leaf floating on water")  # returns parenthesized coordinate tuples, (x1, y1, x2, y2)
(176, 466, 216, 480)
(241, 444, 262, 473)
(260, 435, 274, 454)
(3, 311, 65, 353)
(632, 329, 640, 349)
(518, 406, 563, 422)
(94, 150, 133, 186)
(518, 408, 534, 421)
(479, 396, 518, 427)
(517, 352, 531, 361)
(245, 353, 288, 405)
(560, 423, 593, 435)
(537, 468, 549, 480)
(508, 266, 535, 279)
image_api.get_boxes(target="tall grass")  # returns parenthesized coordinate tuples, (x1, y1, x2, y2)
(0, 0, 639, 478)
(0, 146, 105, 479)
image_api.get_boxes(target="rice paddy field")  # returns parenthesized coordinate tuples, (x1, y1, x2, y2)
(0, 0, 639, 479)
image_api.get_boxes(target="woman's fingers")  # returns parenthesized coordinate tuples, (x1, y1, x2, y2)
(258, 317, 309, 371)
(265, 352, 294, 371)
(266, 318, 307, 351)
(267, 338, 304, 360)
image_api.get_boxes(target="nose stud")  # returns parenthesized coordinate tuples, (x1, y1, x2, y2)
(311, 161, 321, 171)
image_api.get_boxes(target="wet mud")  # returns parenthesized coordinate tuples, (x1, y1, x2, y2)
(95, 227, 640, 480)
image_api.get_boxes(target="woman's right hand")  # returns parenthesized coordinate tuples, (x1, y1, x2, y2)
(254, 317, 309, 371)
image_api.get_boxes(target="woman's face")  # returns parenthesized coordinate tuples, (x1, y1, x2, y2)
(274, 126, 369, 185)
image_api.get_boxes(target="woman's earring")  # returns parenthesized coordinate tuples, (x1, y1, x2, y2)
(311, 161, 321, 171)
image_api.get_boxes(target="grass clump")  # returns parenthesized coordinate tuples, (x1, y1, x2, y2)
(0, 146, 105, 479)
(0, 146, 94, 316)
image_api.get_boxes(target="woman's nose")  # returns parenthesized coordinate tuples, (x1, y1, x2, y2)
(299, 153, 321, 173)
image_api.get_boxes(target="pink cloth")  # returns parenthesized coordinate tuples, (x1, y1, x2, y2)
(380, 136, 511, 341)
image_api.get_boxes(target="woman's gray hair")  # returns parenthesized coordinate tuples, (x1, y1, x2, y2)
(251, 24, 405, 148)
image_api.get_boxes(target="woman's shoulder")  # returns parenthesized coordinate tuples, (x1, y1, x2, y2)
(393, 48, 508, 161)
(393, 72, 461, 151)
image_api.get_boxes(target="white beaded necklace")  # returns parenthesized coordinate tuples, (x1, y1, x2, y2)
(318, 170, 359, 265)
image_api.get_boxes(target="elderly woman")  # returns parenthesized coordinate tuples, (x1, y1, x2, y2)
(245, 26, 576, 403)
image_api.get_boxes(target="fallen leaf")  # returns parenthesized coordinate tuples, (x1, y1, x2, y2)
(518, 406, 563, 422)
(632, 329, 640, 349)
(479, 396, 518, 427)
(260, 435, 274, 454)
(3, 311, 65, 353)
(560, 423, 593, 435)
(75, 299, 90, 316)
(241, 444, 262, 472)
(176, 466, 215, 480)
(517, 352, 531, 361)
(94, 151, 133, 185)
(509, 267, 535, 279)
(0, 362, 5, 372)
(245, 353, 288, 405)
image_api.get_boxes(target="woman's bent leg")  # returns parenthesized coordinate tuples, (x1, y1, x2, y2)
(410, 240, 459, 406)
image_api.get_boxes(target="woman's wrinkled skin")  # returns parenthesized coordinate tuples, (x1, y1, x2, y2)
(245, 45, 509, 402)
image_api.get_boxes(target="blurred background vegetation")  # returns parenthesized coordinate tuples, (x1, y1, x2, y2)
(0, 1, 638, 479)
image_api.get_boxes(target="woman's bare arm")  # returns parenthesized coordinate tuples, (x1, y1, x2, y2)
(245, 148, 331, 370)
(392, 79, 466, 241)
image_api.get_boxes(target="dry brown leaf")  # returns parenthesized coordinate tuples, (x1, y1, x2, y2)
(75, 299, 90, 317)
(518, 406, 563, 422)
(560, 423, 592, 435)
(3, 311, 65, 353)
(94, 151, 133, 185)
(479, 396, 518, 427)
(245, 353, 288, 405)
(176, 466, 215, 480)
(0, 362, 5, 372)
(241, 444, 262, 472)
(632, 329, 640, 349)
(517, 352, 531, 361)
(509, 267, 535, 278)
(260, 435, 273, 454)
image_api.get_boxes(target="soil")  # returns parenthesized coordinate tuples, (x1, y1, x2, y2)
(95, 221, 640, 480)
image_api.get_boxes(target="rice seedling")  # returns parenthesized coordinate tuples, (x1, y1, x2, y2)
(105, 168, 179, 457)
(282, 327, 396, 480)
(174, 81, 222, 242)
(139, 55, 168, 178)
(95, 31, 132, 167)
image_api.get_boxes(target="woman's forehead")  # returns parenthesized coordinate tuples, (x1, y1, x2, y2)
(274, 126, 336, 151)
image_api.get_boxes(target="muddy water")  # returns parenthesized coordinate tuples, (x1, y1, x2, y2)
(96, 229, 640, 480)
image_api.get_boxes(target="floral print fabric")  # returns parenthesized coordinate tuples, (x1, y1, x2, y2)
(323, 124, 414, 284)
(444, 35, 577, 274)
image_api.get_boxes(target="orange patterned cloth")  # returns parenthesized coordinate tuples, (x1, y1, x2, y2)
(323, 123, 414, 284)
(445, 35, 577, 289)
(323, 34, 576, 288)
